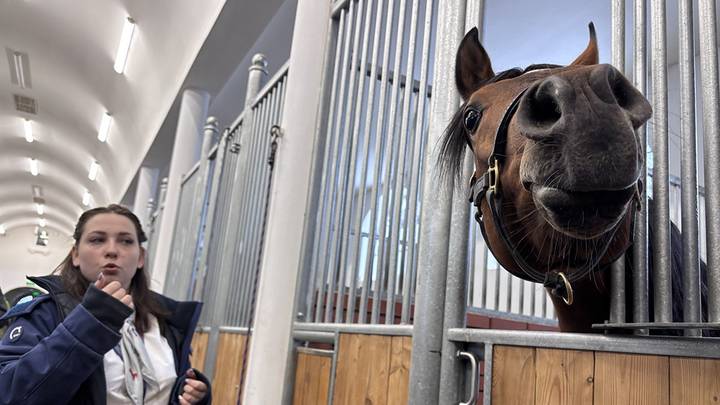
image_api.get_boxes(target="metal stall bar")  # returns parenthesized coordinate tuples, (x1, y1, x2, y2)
(439, 2, 482, 403)
(610, 0, 627, 324)
(386, 0, 421, 325)
(358, 0, 396, 324)
(345, 0, 383, 324)
(632, 0, 650, 335)
(650, 0, 672, 323)
(334, 0, 368, 324)
(678, 0, 701, 336)
(307, 10, 346, 324)
(698, 0, 720, 323)
(372, 0, 408, 324)
(408, 0, 465, 402)
(402, 0, 434, 324)
(335, 0, 382, 323)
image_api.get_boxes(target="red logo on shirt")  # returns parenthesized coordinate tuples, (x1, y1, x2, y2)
(130, 370, 138, 380)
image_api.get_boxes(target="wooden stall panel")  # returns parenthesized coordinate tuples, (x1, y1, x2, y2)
(212, 333, 247, 405)
(535, 348, 593, 405)
(190, 331, 209, 372)
(387, 336, 412, 405)
(332, 333, 411, 405)
(594, 352, 669, 405)
(293, 352, 332, 405)
(492, 346, 535, 405)
(670, 357, 720, 405)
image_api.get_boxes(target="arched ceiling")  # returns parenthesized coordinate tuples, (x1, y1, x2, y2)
(0, 0, 226, 243)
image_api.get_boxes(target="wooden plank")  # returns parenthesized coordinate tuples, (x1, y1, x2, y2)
(492, 346, 535, 405)
(292, 352, 309, 405)
(535, 348, 593, 405)
(670, 357, 720, 405)
(386, 336, 412, 404)
(333, 334, 392, 405)
(190, 331, 209, 372)
(212, 333, 247, 405)
(594, 352, 669, 405)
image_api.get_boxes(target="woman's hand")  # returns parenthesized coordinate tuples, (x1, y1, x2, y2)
(178, 369, 208, 405)
(95, 274, 133, 309)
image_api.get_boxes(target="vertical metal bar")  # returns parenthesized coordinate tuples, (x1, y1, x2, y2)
(610, 0, 627, 324)
(480, 246, 489, 310)
(678, 0, 701, 336)
(310, 13, 346, 323)
(336, 0, 370, 323)
(633, 0, 650, 334)
(363, 0, 397, 324)
(344, 0, 378, 323)
(325, 0, 360, 323)
(408, 0, 465, 401)
(370, 0, 405, 324)
(698, 0, 720, 323)
(440, 3, 482, 402)
(483, 343, 494, 405)
(650, 0, 672, 323)
(386, 0, 420, 325)
(317, 4, 354, 323)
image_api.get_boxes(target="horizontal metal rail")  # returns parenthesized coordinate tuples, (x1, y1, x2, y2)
(294, 322, 413, 336)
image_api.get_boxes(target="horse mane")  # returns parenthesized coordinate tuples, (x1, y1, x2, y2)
(437, 64, 560, 184)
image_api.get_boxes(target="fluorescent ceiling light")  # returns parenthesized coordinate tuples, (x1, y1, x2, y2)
(38, 218, 46, 228)
(0, 225, 5, 235)
(29, 158, 38, 176)
(97, 112, 112, 142)
(88, 160, 99, 181)
(13, 52, 26, 89)
(24, 119, 33, 142)
(82, 190, 91, 206)
(36, 203, 44, 215)
(114, 17, 135, 74)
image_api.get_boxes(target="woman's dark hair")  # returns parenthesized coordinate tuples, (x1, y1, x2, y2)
(54, 204, 167, 334)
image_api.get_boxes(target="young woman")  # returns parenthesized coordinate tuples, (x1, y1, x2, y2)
(0, 204, 211, 404)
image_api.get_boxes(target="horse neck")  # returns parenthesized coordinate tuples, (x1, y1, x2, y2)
(549, 267, 612, 333)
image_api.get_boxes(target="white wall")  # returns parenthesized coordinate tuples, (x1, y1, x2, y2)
(0, 226, 73, 291)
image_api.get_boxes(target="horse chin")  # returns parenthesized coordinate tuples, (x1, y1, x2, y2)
(531, 185, 633, 240)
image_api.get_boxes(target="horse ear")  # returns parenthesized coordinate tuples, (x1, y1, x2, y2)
(455, 27, 495, 100)
(571, 22, 599, 66)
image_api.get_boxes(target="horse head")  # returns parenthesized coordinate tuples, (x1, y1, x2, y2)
(441, 24, 652, 331)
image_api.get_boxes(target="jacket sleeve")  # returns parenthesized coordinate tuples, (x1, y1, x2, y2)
(0, 286, 133, 405)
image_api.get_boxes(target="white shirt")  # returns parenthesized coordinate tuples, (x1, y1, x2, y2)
(104, 314, 177, 405)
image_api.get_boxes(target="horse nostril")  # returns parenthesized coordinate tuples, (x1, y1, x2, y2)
(517, 76, 572, 140)
(591, 64, 652, 128)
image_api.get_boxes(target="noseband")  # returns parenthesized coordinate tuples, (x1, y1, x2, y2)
(468, 83, 639, 305)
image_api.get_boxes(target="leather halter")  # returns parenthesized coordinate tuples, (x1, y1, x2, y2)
(467, 86, 639, 305)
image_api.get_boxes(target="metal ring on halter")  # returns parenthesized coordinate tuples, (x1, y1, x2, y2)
(557, 272, 574, 305)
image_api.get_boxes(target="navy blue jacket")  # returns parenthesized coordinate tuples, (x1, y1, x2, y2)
(0, 276, 212, 405)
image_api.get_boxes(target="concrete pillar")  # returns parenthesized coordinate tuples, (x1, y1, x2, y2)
(132, 166, 159, 232)
(150, 88, 210, 291)
(240, 1, 331, 403)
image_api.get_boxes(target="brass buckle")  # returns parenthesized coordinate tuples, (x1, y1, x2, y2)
(488, 158, 500, 194)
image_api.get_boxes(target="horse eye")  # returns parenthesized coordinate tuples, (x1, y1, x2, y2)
(464, 109, 481, 133)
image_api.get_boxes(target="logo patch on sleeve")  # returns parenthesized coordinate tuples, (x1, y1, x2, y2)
(9, 326, 23, 342)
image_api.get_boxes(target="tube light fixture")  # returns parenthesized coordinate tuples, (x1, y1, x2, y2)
(29, 158, 38, 176)
(13, 52, 26, 89)
(0, 225, 6, 235)
(97, 112, 112, 142)
(88, 160, 99, 181)
(38, 218, 46, 228)
(24, 119, 33, 143)
(82, 190, 91, 206)
(114, 17, 136, 74)
(36, 203, 44, 215)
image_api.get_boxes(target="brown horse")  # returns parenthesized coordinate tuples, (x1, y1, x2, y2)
(440, 24, 653, 332)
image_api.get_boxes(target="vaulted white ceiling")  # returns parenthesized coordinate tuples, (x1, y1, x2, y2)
(0, 0, 226, 236)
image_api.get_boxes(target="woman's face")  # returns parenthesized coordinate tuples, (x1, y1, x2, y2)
(72, 213, 145, 290)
